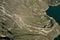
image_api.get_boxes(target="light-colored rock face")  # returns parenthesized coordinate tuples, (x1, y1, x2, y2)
(12, 0, 55, 34)
(0, 0, 60, 40)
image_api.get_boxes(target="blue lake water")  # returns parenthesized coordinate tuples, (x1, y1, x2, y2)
(46, 5, 60, 40)
(54, 34, 60, 40)
(46, 5, 60, 25)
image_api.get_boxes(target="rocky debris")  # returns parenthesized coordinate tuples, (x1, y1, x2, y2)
(0, 0, 60, 40)
(43, 0, 60, 6)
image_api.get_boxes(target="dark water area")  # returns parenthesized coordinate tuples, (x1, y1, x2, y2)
(54, 34, 60, 40)
(46, 5, 60, 25)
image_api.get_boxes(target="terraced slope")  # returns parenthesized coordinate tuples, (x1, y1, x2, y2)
(0, 0, 60, 40)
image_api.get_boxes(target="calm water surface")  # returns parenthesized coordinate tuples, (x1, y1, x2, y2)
(54, 34, 60, 40)
(46, 5, 60, 25)
(46, 5, 60, 40)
